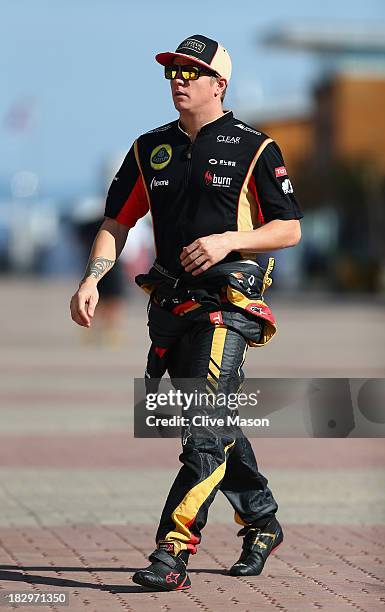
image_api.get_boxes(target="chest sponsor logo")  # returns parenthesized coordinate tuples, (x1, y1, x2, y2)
(281, 178, 294, 194)
(150, 177, 169, 190)
(275, 166, 287, 177)
(217, 135, 241, 144)
(204, 170, 232, 188)
(150, 144, 172, 170)
(235, 123, 261, 136)
(178, 38, 206, 54)
(209, 158, 236, 167)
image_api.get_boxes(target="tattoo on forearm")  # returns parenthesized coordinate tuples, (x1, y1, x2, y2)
(83, 257, 115, 281)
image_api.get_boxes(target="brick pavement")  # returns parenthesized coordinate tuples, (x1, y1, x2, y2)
(0, 524, 384, 611)
(0, 279, 384, 611)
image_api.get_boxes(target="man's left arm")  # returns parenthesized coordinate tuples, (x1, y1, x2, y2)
(181, 140, 303, 274)
(231, 139, 303, 252)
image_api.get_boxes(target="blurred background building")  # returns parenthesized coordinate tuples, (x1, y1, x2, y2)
(252, 23, 385, 292)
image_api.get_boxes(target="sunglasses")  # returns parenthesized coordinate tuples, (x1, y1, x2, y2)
(164, 64, 218, 81)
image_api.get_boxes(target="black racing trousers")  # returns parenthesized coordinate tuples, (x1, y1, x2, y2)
(155, 319, 278, 554)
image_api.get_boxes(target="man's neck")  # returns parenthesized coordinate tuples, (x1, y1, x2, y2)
(179, 107, 225, 142)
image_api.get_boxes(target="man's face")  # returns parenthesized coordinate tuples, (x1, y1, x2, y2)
(169, 57, 219, 113)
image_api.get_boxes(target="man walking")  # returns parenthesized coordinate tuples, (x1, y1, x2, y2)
(70, 34, 303, 591)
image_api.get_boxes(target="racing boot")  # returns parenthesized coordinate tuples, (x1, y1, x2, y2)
(132, 541, 191, 591)
(229, 516, 283, 576)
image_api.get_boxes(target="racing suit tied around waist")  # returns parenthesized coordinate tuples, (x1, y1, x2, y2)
(135, 258, 277, 390)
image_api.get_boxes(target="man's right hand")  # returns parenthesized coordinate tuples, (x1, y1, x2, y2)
(70, 279, 99, 328)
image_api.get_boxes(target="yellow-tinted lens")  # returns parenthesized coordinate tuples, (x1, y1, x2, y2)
(165, 66, 178, 79)
(165, 65, 201, 80)
(181, 67, 199, 80)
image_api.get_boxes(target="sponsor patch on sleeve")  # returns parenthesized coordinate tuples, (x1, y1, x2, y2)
(275, 166, 287, 177)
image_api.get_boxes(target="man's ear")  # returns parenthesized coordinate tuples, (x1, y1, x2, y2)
(215, 77, 227, 97)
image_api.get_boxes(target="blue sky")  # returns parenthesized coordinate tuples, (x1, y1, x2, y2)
(1, 0, 384, 198)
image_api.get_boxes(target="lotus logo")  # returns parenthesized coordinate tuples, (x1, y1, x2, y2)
(150, 144, 172, 170)
(152, 148, 168, 163)
(178, 38, 206, 54)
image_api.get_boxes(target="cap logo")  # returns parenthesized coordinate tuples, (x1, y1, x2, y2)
(150, 144, 172, 170)
(178, 38, 206, 54)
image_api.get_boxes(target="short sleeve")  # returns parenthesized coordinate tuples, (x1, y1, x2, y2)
(104, 140, 149, 228)
(251, 141, 304, 223)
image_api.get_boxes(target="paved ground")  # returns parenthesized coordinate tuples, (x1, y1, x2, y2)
(0, 278, 384, 611)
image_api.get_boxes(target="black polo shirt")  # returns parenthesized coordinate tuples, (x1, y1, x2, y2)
(104, 110, 303, 274)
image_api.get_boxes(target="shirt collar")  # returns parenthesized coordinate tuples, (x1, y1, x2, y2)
(200, 110, 233, 134)
(177, 110, 233, 139)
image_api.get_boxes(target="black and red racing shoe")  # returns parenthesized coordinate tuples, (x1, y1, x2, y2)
(132, 543, 191, 591)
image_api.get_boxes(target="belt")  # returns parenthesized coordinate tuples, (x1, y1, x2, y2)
(153, 261, 181, 288)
